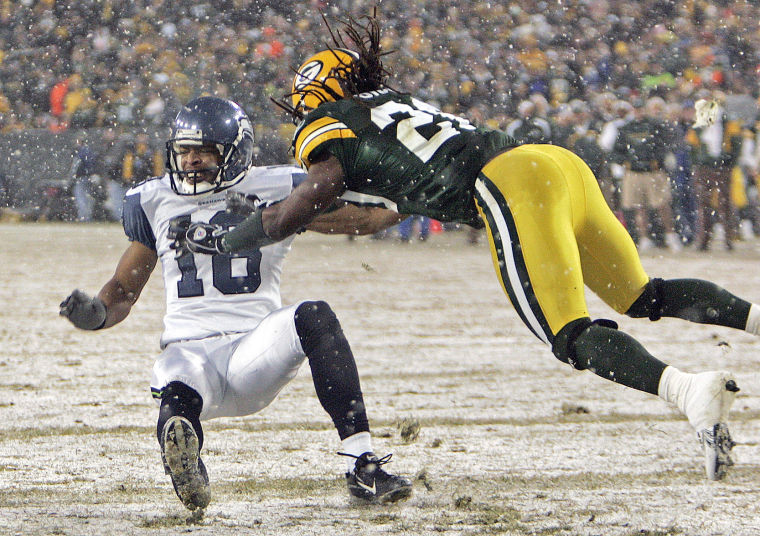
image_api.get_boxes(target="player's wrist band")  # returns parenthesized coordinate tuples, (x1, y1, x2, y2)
(221, 207, 276, 253)
(89, 298, 107, 330)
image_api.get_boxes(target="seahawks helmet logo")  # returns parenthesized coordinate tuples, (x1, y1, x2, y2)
(294, 60, 324, 90)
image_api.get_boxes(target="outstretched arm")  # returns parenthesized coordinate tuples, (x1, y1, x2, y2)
(220, 154, 347, 252)
(60, 240, 157, 329)
(264, 154, 347, 239)
(99, 240, 157, 327)
(306, 203, 405, 235)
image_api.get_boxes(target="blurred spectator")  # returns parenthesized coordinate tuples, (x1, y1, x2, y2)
(613, 97, 681, 251)
(64, 74, 98, 128)
(0, 1, 756, 139)
(398, 215, 431, 242)
(35, 178, 76, 222)
(687, 93, 743, 251)
(549, 104, 575, 148)
(101, 128, 128, 221)
(0, 0, 758, 233)
(568, 125, 609, 207)
(49, 76, 70, 132)
(667, 102, 698, 245)
(505, 99, 552, 144)
(598, 100, 634, 212)
(49, 77, 69, 119)
(70, 138, 106, 222)
(0, 166, 9, 215)
(104, 131, 162, 221)
(737, 123, 760, 238)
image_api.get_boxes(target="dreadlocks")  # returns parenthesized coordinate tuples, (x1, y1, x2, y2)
(325, 9, 391, 96)
(273, 8, 394, 122)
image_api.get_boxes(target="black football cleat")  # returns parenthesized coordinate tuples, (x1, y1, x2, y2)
(161, 416, 211, 510)
(340, 452, 412, 503)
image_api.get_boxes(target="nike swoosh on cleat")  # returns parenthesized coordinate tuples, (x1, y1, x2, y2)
(356, 478, 376, 495)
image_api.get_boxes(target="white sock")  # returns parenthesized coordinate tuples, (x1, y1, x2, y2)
(658, 366, 694, 416)
(340, 431, 372, 472)
(745, 304, 760, 335)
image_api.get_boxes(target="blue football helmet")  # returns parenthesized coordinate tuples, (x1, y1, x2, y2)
(166, 96, 254, 196)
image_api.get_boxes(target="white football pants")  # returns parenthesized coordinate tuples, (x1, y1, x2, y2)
(151, 302, 306, 420)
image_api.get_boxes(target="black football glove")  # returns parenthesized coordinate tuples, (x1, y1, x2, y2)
(60, 289, 107, 330)
(226, 191, 259, 216)
(184, 222, 229, 254)
(168, 218, 229, 255)
(168, 218, 191, 254)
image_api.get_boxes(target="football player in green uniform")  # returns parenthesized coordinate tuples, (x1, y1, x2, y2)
(177, 12, 760, 481)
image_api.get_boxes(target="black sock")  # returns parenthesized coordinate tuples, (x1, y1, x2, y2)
(660, 279, 750, 328)
(295, 301, 370, 440)
(628, 278, 751, 329)
(574, 324, 667, 395)
(156, 381, 204, 449)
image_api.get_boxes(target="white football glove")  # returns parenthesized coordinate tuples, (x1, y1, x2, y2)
(694, 99, 720, 128)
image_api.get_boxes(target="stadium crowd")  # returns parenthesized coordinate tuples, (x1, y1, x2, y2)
(2, 0, 760, 248)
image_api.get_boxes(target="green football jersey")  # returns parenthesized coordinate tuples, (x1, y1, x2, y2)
(612, 117, 674, 172)
(292, 89, 517, 226)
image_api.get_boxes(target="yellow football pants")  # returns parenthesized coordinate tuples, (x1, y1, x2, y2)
(473, 144, 649, 344)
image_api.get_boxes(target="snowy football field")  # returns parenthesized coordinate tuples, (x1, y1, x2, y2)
(1, 223, 759, 535)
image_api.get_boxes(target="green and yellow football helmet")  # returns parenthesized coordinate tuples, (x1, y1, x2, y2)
(291, 48, 360, 114)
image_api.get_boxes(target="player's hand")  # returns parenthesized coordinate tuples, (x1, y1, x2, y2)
(59, 289, 107, 330)
(168, 219, 228, 255)
(168, 218, 191, 254)
(226, 191, 259, 216)
(184, 222, 228, 254)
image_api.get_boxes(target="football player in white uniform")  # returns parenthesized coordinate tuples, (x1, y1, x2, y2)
(60, 97, 412, 510)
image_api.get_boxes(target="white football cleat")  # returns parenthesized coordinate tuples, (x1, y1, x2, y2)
(682, 371, 739, 480)
(699, 423, 735, 481)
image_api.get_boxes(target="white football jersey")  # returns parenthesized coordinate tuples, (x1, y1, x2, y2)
(123, 165, 304, 347)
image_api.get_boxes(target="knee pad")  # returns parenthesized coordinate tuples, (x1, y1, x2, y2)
(625, 278, 665, 321)
(294, 300, 340, 356)
(552, 317, 619, 370)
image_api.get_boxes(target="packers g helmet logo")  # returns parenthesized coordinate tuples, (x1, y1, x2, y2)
(294, 60, 324, 91)
(291, 48, 359, 112)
